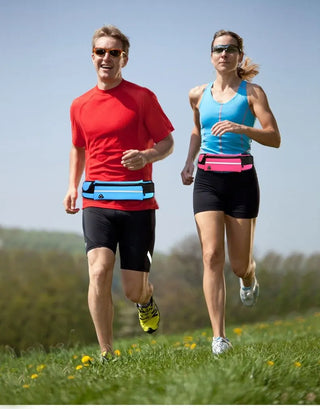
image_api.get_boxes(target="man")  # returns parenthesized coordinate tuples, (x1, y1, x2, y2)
(63, 25, 174, 361)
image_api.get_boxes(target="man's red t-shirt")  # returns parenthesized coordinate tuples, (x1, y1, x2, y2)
(70, 80, 174, 211)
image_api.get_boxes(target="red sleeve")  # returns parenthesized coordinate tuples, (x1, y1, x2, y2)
(70, 100, 86, 148)
(142, 89, 174, 143)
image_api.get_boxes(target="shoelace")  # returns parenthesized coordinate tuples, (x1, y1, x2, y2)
(138, 303, 158, 321)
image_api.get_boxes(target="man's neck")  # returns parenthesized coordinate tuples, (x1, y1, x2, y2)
(97, 77, 123, 91)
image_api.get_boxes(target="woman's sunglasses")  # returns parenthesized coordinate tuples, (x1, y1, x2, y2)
(93, 48, 125, 57)
(211, 45, 240, 54)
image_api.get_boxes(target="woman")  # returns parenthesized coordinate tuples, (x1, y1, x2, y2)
(181, 30, 280, 355)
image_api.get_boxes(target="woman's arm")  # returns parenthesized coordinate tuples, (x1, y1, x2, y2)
(211, 84, 281, 148)
(181, 86, 205, 185)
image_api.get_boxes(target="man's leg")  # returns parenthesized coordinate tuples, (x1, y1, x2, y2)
(121, 269, 153, 305)
(87, 247, 115, 353)
(121, 269, 160, 334)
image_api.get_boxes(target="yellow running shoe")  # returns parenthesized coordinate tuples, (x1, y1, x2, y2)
(137, 297, 160, 334)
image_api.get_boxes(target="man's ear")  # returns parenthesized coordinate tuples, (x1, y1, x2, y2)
(121, 54, 129, 68)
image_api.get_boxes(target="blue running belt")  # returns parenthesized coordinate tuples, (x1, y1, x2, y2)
(82, 180, 154, 201)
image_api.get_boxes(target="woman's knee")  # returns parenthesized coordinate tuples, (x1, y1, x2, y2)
(232, 258, 255, 278)
(202, 247, 225, 270)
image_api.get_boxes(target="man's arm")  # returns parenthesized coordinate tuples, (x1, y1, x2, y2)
(63, 144, 85, 214)
(121, 133, 174, 171)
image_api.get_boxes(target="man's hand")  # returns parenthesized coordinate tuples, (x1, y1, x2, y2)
(63, 189, 80, 214)
(121, 150, 147, 170)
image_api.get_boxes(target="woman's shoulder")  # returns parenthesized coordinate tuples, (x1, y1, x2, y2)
(246, 81, 265, 97)
(189, 83, 209, 107)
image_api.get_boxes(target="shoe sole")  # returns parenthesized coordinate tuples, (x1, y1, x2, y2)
(147, 327, 157, 334)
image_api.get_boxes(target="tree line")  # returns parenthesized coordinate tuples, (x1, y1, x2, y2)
(0, 230, 319, 353)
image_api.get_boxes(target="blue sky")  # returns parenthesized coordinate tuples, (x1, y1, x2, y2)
(1, 0, 319, 256)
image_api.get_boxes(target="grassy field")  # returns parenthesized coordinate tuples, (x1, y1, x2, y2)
(0, 312, 319, 405)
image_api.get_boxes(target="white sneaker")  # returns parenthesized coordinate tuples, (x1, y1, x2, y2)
(212, 337, 233, 355)
(240, 276, 259, 307)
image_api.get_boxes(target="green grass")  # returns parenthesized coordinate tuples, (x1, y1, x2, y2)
(1, 312, 319, 405)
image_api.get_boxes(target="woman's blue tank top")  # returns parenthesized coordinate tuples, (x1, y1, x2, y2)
(199, 80, 256, 154)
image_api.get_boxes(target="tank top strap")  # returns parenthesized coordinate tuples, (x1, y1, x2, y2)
(199, 82, 213, 108)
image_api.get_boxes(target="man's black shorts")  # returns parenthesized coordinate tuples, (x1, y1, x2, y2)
(193, 167, 260, 218)
(82, 207, 155, 272)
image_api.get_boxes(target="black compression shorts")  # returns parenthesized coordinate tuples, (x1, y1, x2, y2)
(82, 207, 155, 272)
(193, 167, 260, 218)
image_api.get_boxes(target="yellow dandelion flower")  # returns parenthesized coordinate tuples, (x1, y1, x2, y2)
(131, 343, 138, 348)
(68, 375, 75, 380)
(267, 360, 275, 366)
(23, 384, 30, 388)
(184, 343, 190, 348)
(128, 349, 133, 355)
(28, 364, 33, 368)
(30, 374, 38, 379)
(190, 343, 197, 350)
(76, 365, 83, 370)
(150, 340, 157, 345)
(135, 348, 141, 352)
(114, 349, 121, 356)
(201, 332, 207, 337)
(257, 323, 269, 329)
(233, 327, 243, 336)
(73, 355, 78, 360)
(294, 361, 302, 367)
(81, 355, 93, 364)
(183, 336, 193, 343)
(274, 320, 283, 326)
(36, 364, 46, 372)
(174, 341, 181, 347)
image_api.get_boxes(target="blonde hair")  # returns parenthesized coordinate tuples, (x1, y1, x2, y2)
(212, 30, 259, 81)
(92, 25, 130, 55)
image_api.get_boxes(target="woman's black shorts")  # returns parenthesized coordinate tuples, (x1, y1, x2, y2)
(193, 167, 260, 218)
(82, 207, 155, 272)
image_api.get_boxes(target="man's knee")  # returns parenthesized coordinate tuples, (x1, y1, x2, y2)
(122, 272, 153, 304)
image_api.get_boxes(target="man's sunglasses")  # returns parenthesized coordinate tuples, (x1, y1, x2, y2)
(93, 48, 125, 57)
(212, 44, 240, 54)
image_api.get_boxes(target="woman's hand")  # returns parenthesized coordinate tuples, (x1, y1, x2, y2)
(211, 120, 244, 136)
(181, 161, 195, 185)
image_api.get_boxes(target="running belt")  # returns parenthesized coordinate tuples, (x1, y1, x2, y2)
(82, 180, 154, 201)
(198, 153, 253, 172)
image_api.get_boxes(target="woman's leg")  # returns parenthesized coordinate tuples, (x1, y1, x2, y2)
(225, 216, 257, 286)
(195, 210, 226, 338)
